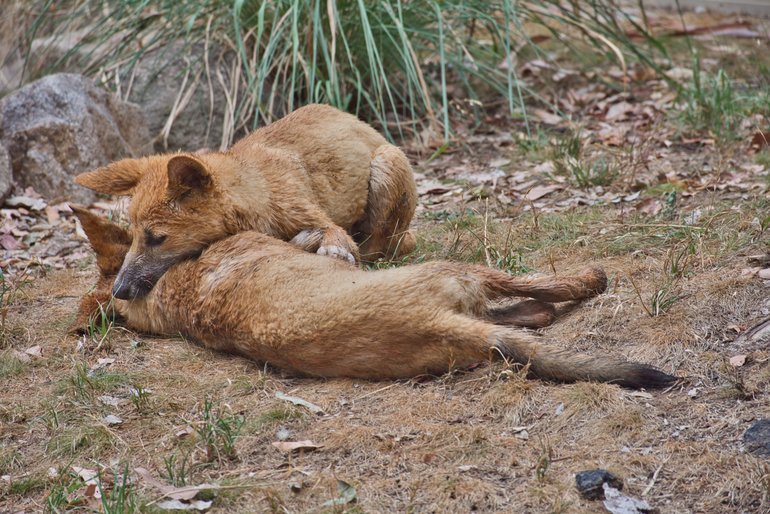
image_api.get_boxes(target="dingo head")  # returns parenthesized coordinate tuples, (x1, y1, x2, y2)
(75, 154, 228, 299)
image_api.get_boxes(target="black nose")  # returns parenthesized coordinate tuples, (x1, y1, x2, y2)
(112, 281, 133, 300)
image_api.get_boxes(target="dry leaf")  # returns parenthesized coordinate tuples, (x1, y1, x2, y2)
(531, 108, 562, 126)
(605, 101, 636, 122)
(489, 157, 511, 168)
(176, 426, 194, 438)
(636, 198, 662, 216)
(98, 395, 123, 407)
(729, 355, 747, 367)
(603, 484, 653, 514)
(272, 440, 320, 453)
(72, 466, 99, 484)
(525, 184, 561, 201)
(417, 180, 451, 196)
(157, 499, 213, 511)
(532, 161, 555, 175)
(90, 358, 115, 372)
(275, 391, 325, 415)
(321, 479, 357, 507)
(0, 234, 19, 250)
(5, 196, 46, 211)
(750, 130, 769, 151)
(665, 67, 693, 81)
(24, 345, 43, 358)
(135, 467, 219, 501)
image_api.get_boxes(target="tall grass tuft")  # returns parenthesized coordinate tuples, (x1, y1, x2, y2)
(13, 1, 670, 145)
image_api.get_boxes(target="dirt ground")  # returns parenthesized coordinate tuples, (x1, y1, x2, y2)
(3, 7, 770, 514)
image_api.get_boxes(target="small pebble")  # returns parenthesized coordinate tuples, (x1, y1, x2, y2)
(575, 469, 623, 500)
(744, 419, 770, 457)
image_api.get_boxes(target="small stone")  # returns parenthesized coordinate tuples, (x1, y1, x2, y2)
(276, 427, 291, 441)
(575, 469, 623, 500)
(102, 414, 123, 426)
(744, 419, 770, 457)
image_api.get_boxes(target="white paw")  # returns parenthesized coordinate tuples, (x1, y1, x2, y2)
(290, 229, 323, 249)
(317, 245, 356, 265)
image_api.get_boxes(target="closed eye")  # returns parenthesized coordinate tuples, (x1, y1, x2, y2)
(144, 229, 167, 247)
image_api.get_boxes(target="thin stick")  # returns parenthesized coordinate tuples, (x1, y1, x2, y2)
(609, 223, 705, 230)
(483, 198, 493, 268)
(642, 461, 666, 496)
(626, 273, 653, 318)
(354, 383, 398, 401)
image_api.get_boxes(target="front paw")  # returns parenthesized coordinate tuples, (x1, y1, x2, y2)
(317, 245, 356, 265)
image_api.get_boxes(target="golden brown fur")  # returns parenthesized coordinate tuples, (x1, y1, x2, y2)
(74, 104, 417, 299)
(71, 207, 676, 389)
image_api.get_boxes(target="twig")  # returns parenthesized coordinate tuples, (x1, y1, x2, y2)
(354, 383, 398, 401)
(609, 223, 706, 230)
(642, 460, 667, 496)
(483, 198, 493, 268)
(626, 273, 653, 318)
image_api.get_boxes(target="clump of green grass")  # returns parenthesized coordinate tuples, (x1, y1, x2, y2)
(551, 131, 618, 189)
(46, 472, 84, 513)
(18, 0, 672, 145)
(163, 449, 196, 487)
(5, 474, 47, 497)
(57, 362, 132, 402)
(681, 52, 770, 141)
(196, 397, 245, 462)
(129, 383, 151, 412)
(647, 281, 683, 317)
(98, 463, 139, 514)
(86, 298, 117, 351)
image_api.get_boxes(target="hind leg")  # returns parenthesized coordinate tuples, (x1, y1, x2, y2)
(485, 300, 556, 329)
(475, 266, 608, 303)
(354, 144, 417, 261)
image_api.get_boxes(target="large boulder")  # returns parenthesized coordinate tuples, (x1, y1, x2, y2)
(0, 144, 11, 204)
(0, 73, 151, 203)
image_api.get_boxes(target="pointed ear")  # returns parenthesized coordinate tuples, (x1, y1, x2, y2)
(75, 159, 144, 195)
(70, 204, 132, 277)
(167, 155, 212, 200)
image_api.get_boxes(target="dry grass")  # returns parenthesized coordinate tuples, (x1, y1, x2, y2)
(2, 186, 770, 512)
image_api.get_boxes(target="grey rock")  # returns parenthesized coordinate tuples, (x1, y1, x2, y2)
(575, 469, 624, 500)
(0, 73, 150, 203)
(127, 44, 232, 152)
(744, 419, 770, 457)
(0, 145, 12, 204)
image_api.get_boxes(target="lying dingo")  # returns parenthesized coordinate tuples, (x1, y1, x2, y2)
(75, 104, 417, 300)
(71, 206, 676, 388)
